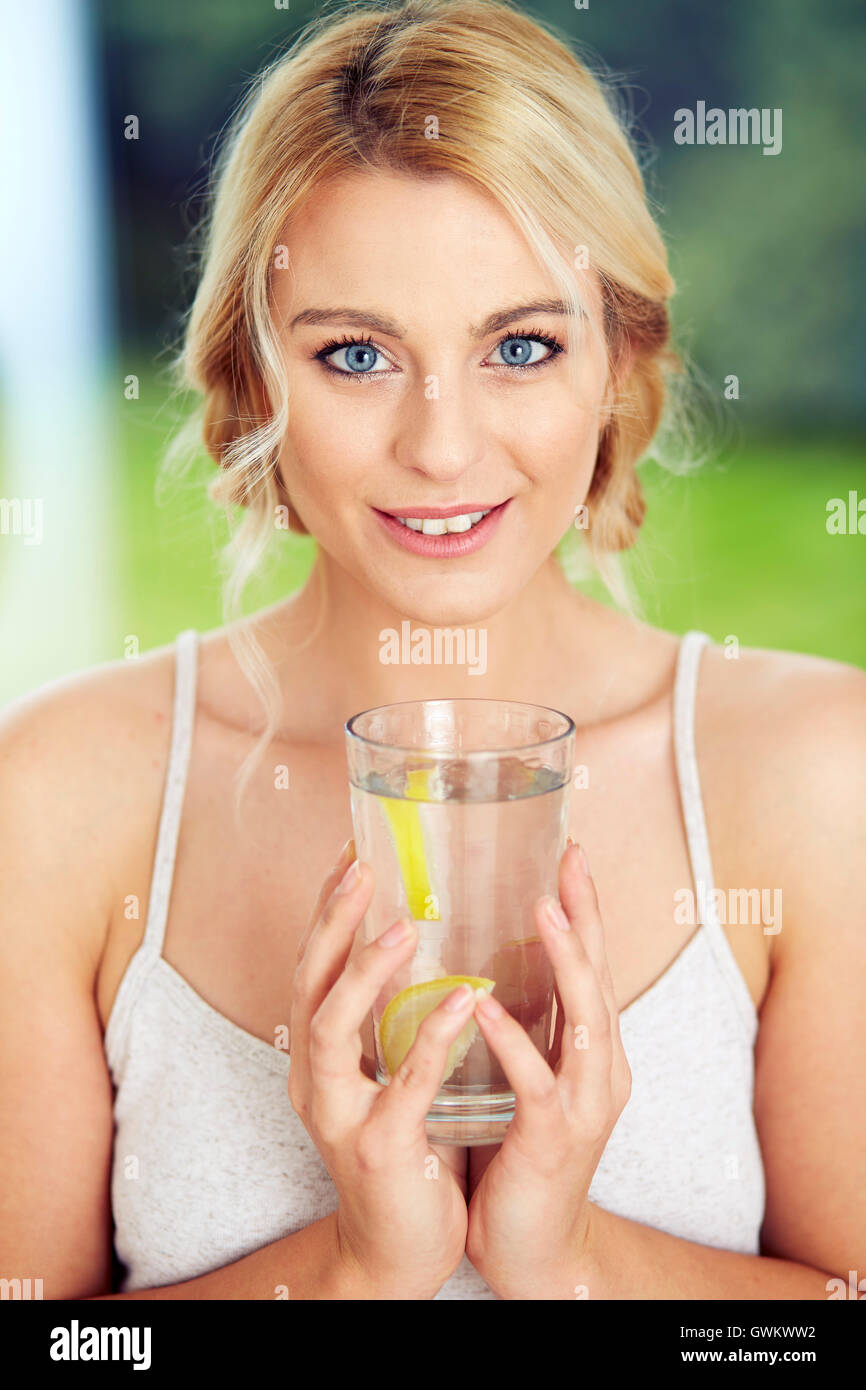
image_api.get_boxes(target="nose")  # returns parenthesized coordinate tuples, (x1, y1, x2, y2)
(394, 371, 486, 486)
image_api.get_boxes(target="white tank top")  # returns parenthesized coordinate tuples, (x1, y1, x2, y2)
(104, 629, 765, 1297)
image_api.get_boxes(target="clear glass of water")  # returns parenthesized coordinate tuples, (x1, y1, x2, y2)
(345, 698, 575, 1145)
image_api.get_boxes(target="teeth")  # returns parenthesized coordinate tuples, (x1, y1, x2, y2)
(396, 509, 492, 534)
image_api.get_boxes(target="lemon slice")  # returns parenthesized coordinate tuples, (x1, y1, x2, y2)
(379, 975, 495, 1080)
(380, 766, 437, 921)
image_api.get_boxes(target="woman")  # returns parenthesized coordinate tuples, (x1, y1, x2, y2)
(1, 0, 863, 1301)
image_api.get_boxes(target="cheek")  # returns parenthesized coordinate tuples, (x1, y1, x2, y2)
(277, 347, 609, 506)
(508, 386, 604, 492)
(496, 334, 609, 477)
(278, 398, 382, 502)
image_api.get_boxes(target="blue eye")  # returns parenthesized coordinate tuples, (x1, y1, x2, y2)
(317, 334, 392, 376)
(313, 326, 564, 381)
(339, 343, 379, 372)
(491, 333, 560, 370)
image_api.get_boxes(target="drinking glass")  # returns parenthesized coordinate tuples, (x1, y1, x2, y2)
(345, 698, 575, 1145)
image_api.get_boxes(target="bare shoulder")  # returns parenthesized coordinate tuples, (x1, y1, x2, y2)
(697, 637, 866, 780)
(0, 635, 182, 791)
(698, 645, 866, 1273)
(0, 638, 185, 967)
(696, 638, 866, 950)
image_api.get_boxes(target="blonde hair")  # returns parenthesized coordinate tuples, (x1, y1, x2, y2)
(164, 0, 689, 811)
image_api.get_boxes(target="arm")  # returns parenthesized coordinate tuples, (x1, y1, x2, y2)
(565, 659, 866, 1300)
(0, 681, 405, 1302)
(577, 1210, 835, 1300)
(0, 688, 119, 1299)
(464, 655, 866, 1300)
(89, 1210, 376, 1300)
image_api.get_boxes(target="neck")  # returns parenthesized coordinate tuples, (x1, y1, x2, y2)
(258, 545, 610, 718)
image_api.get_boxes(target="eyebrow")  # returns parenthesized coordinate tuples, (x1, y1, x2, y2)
(289, 299, 580, 339)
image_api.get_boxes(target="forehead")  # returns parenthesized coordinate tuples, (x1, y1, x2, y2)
(273, 169, 598, 324)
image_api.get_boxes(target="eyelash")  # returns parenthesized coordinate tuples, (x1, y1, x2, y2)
(312, 326, 565, 382)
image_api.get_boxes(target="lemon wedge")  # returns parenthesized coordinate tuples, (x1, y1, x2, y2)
(379, 975, 495, 1080)
(380, 766, 437, 921)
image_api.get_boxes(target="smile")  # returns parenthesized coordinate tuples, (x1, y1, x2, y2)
(372, 499, 511, 556)
(398, 509, 490, 534)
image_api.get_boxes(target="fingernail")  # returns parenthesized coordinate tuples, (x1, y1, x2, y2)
(566, 834, 575, 848)
(444, 982, 473, 1011)
(335, 858, 361, 894)
(377, 918, 413, 947)
(337, 837, 354, 864)
(541, 894, 571, 932)
(577, 844, 590, 877)
(475, 989, 503, 1019)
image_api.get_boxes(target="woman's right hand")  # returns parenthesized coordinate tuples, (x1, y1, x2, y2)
(288, 839, 473, 1299)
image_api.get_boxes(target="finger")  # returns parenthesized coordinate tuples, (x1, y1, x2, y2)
(289, 855, 375, 1096)
(295, 855, 374, 1010)
(371, 982, 479, 1138)
(559, 844, 632, 1105)
(309, 917, 420, 1076)
(549, 844, 575, 1066)
(295, 837, 356, 965)
(551, 981, 565, 1067)
(559, 843, 617, 1018)
(305, 918, 426, 1134)
(534, 892, 612, 1104)
(469, 991, 563, 1147)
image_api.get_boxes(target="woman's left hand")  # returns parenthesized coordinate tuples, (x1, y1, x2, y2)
(464, 841, 632, 1299)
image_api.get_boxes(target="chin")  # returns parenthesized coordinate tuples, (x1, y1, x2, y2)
(376, 579, 516, 629)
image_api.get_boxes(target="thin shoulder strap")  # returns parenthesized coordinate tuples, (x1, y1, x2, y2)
(673, 631, 715, 916)
(672, 630, 756, 1027)
(142, 629, 199, 955)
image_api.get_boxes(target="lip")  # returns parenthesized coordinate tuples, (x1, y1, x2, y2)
(372, 499, 511, 557)
(377, 502, 504, 520)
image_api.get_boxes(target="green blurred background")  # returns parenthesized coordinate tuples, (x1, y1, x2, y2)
(1, 0, 863, 701)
